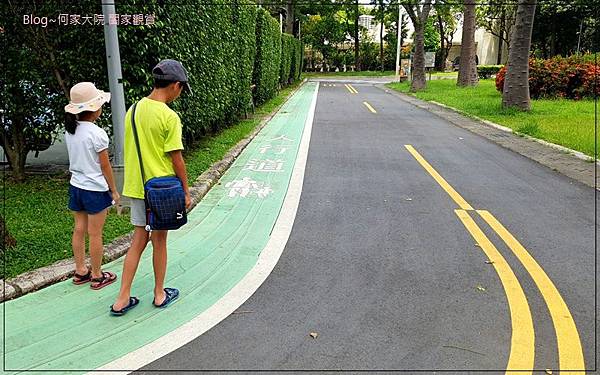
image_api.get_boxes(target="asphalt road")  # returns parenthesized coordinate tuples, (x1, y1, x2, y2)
(139, 80, 597, 373)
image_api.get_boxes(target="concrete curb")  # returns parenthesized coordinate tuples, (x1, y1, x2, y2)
(378, 84, 599, 190)
(2, 80, 307, 303)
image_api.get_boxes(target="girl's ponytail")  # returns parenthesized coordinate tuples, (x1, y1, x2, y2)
(65, 113, 78, 134)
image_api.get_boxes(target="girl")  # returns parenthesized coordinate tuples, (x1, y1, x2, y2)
(64, 82, 119, 290)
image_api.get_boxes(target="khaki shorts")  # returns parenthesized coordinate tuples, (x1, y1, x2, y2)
(129, 198, 146, 227)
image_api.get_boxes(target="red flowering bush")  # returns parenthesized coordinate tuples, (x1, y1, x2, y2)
(580, 64, 600, 97)
(495, 54, 598, 100)
(495, 65, 507, 92)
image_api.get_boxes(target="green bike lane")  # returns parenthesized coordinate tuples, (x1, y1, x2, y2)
(2, 82, 319, 374)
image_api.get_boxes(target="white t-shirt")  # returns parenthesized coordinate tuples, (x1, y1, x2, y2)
(65, 121, 110, 191)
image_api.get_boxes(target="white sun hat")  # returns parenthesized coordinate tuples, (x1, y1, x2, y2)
(64, 82, 111, 114)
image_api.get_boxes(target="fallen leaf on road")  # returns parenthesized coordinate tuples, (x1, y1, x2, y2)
(477, 285, 486, 292)
(309, 332, 318, 339)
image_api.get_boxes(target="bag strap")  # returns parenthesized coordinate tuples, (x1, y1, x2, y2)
(130, 102, 146, 186)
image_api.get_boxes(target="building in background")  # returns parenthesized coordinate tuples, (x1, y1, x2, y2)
(398, 8, 507, 67)
(359, 14, 387, 43)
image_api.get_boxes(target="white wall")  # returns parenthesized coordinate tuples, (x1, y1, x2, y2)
(399, 7, 502, 66)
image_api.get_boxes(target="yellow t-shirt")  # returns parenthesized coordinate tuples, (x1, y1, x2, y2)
(122, 97, 184, 199)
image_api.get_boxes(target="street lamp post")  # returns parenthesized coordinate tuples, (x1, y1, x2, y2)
(395, 5, 402, 82)
(101, 0, 126, 168)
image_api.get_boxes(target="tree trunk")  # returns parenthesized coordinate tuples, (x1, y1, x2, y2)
(435, 14, 446, 71)
(404, 1, 432, 92)
(497, 32, 504, 65)
(2, 122, 29, 183)
(399, 13, 404, 50)
(285, 0, 294, 34)
(5, 147, 28, 182)
(497, 8, 505, 65)
(502, 0, 536, 111)
(411, 21, 427, 91)
(0, 215, 16, 250)
(458, 0, 478, 86)
(354, 0, 360, 71)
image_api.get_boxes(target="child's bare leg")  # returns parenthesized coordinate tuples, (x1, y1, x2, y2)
(72, 211, 88, 275)
(151, 230, 168, 304)
(87, 208, 108, 278)
(113, 226, 149, 310)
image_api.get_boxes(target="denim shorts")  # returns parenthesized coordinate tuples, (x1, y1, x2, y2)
(68, 185, 114, 214)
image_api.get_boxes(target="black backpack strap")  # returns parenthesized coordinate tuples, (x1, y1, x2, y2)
(130, 102, 152, 231)
(130, 102, 146, 186)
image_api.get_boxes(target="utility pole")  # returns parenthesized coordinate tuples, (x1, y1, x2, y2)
(395, 5, 402, 81)
(101, 0, 126, 167)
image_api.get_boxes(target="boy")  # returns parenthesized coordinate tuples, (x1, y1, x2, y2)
(111, 59, 192, 315)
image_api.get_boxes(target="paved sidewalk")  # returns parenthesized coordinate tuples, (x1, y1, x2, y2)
(2, 82, 318, 374)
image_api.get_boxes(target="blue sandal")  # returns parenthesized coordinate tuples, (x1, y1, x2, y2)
(153, 288, 179, 308)
(110, 297, 140, 316)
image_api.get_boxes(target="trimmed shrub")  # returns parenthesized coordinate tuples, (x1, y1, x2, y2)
(290, 38, 303, 81)
(280, 34, 293, 85)
(254, 8, 282, 105)
(496, 54, 598, 99)
(478, 65, 503, 79)
(233, 3, 258, 117)
(359, 42, 380, 71)
(280, 34, 303, 85)
(495, 66, 507, 92)
(580, 64, 600, 97)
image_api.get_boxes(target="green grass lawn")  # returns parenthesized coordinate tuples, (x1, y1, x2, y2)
(430, 71, 458, 76)
(302, 70, 457, 79)
(303, 70, 396, 78)
(1, 81, 302, 279)
(387, 79, 597, 157)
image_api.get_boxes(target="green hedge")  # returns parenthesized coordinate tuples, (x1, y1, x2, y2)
(118, 1, 258, 140)
(233, 3, 258, 118)
(280, 34, 293, 85)
(290, 38, 303, 81)
(253, 8, 282, 105)
(4, 1, 296, 182)
(3, 1, 262, 154)
(477, 65, 504, 79)
(280, 34, 303, 85)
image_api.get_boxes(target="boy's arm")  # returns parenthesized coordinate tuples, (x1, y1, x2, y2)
(99, 149, 120, 205)
(170, 150, 191, 209)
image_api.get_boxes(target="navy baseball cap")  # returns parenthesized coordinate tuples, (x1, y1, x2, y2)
(152, 59, 192, 95)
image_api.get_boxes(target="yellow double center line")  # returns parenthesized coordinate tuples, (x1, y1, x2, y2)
(345, 83, 358, 94)
(404, 145, 585, 374)
(363, 101, 377, 114)
(343, 84, 377, 114)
